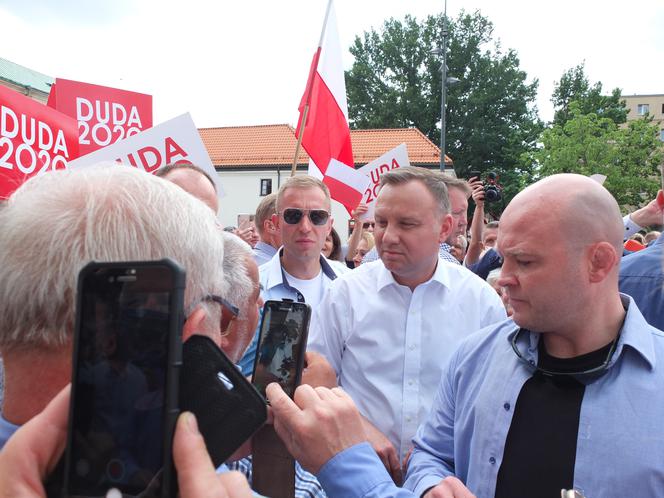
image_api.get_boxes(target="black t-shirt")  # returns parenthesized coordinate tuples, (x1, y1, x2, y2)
(494, 335, 615, 498)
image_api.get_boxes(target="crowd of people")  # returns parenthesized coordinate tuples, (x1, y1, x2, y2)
(0, 162, 663, 498)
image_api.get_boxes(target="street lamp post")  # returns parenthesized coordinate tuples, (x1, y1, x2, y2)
(439, 0, 449, 172)
(432, 0, 460, 172)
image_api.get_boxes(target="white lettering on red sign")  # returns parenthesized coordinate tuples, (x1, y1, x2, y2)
(75, 97, 142, 147)
(0, 105, 70, 173)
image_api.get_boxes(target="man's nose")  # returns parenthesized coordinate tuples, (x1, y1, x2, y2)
(298, 213, 313, 231)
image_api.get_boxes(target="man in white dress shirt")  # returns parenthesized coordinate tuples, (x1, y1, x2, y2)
(308, 167, 506, 483)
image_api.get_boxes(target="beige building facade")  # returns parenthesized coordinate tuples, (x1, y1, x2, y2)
(622, 94, 664, 141)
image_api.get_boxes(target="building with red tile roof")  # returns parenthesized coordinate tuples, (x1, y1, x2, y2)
(199, 124, 454, 233)
(199, 124, 452, 169)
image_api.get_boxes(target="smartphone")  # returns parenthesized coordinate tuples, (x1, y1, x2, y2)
(179, 335, 267, 467)
(63, 260, 185, 498)
(469, 170, 481, 180)
(252, 300, 312, 398)
(237, 213, 253, 228)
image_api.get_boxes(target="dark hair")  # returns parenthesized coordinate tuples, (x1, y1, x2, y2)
(155, 163, 217, 192)
(327, 227, 343, 262)
(486, 221, 500, 229)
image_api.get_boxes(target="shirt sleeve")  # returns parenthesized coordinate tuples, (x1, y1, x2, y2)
(623, 214, 642, 241)
(317, 443, 417, 498)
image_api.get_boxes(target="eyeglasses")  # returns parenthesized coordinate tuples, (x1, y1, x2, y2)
(510, 327, 619, 378)
(204, 294, 239, 317)
(280, 208, 330, 226)
(362, 222, 375, 229)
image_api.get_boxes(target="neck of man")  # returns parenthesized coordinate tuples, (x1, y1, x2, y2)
(281, 250, 322, 280)
(2, 346, 72, 425)
(392, 256, 438, 292)
(541, 291, 626, 358)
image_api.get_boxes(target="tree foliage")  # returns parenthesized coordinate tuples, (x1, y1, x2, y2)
(551, 62, 627, 126)
(529, 103, 663, 207)
(345, 10, 543, 204)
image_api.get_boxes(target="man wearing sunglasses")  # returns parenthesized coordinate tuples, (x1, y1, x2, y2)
(238, 175, 349, 377)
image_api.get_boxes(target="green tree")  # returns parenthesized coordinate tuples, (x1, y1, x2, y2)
(530, 103, 662, 207)
(551, 62, 627, 126)
(345, 10, 543, 203)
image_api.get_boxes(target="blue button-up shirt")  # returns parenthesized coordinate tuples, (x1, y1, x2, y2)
(252, 241, 277, 267)
(619, 234, 664, 331)
(317, 295, 664, 498)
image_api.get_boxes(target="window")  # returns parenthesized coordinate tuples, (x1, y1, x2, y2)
(260, 178, 272, 196)
(661, 103, 664, 115)
(660, 129, 664, 142)
(637, 104, 649, 115)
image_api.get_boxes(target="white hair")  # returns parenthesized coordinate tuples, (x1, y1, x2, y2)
(0, 165, 225, 350)
(486, 268, 502, 287)
(221, 232, 254, 319)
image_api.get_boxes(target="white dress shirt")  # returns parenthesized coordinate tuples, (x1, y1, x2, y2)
(308, 259, 506, 460)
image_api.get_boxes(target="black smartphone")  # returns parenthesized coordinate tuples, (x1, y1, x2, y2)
(469, 170, 481, 180)
(251, 300, 312, 398)
(179, 335, 267, 467)
(63, 260, 185, 498)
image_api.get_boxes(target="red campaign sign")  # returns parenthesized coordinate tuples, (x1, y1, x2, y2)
(47, 78, 152, 156)
(0, 85, 79, 199)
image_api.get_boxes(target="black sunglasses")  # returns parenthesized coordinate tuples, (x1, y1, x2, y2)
(362, 222, 375, 229)
(510, 328, 619, 378)
(280, 208, 330, 226)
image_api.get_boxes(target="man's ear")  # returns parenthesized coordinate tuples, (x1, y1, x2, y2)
(588, 242, 619, 283)
(271, 213, 281, 232)
(438, 213, 454, 244)
(182, 305, 208, 343)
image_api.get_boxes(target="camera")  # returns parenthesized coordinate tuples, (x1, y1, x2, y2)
(471, 170, 503, 203)
(483, 172, 503, 203)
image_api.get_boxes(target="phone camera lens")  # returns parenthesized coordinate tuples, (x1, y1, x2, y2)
(75, 458, 90, 476)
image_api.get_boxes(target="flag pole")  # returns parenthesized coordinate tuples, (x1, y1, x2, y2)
(291, 0, 334, 177)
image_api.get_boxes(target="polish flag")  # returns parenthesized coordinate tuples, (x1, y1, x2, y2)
(324, 159, 370, 209)
(296, 0, 357, 212)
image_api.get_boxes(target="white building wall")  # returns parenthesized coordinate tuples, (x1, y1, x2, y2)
(215, 169, 352, 238)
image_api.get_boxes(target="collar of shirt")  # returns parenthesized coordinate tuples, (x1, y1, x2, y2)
(253, 241, 277, 257)
(506, 294, 656, 374)
(263, 247, 339, 294)
(376, 258, 453, 293)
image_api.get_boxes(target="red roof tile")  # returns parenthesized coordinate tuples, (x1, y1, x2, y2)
(198, 124, 452, 168)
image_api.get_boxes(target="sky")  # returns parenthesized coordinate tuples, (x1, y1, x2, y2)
(2, 0, 663, 129)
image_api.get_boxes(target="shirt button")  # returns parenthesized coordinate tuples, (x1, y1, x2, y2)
(406, 416, 412, 422)
(489, 457, 496, 464)
(408, 379, 414, 386)
(409, 344, 416, 351)
(503, 403, 510, 411)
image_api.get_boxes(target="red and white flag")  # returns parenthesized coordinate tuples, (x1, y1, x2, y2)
(296, 0, 362, 212)
(324, 158, 370, 209)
